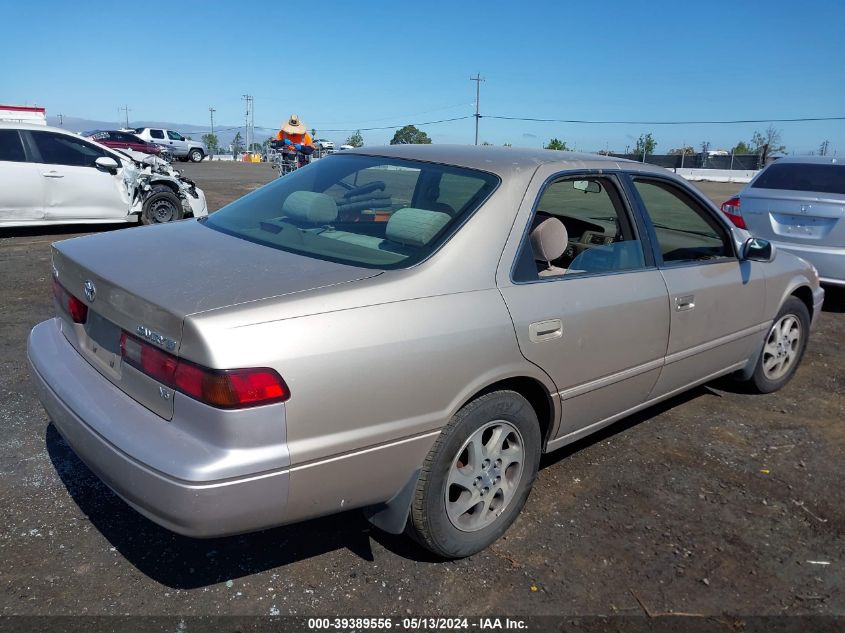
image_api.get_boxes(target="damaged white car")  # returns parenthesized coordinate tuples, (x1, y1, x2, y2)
(0, 123, 207, 227)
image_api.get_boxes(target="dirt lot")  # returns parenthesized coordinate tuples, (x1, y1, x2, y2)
(1, 162, 843, 621)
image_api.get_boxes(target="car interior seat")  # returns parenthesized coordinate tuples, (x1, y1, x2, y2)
(530, 216, 568, 277)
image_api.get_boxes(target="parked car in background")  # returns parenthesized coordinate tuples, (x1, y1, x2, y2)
(721, 156, 844, 286)
(133, 127, 207, 162)
(28, 145, 822, 559)
(0, 122, 206, 227)
(83, 130, 162, 157)
(314, 138, 335, 151)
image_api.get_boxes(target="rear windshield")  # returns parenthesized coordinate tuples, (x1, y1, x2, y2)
(204, 154, 499, 269)
(752, 162, 845, 195)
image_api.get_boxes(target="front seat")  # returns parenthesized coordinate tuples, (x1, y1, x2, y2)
(530, 217, 568, 277)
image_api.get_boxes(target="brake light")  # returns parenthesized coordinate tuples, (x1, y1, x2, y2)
(51, 277, 88, 324)
(119, 331, 289, 409)
(720, 196, 746, 229)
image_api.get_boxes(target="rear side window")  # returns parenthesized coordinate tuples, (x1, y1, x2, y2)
(752, 162, 845, 195)
(150, 129, 164, 139)
(30, 131, 108, 167)
(0, 129, 26, 162)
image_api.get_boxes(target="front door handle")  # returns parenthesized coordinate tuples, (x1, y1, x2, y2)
(529, 319, 563, 342)
(675, 295, 695, 311)
(42, 171, 64, 178)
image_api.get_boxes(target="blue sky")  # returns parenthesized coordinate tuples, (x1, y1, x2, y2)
(2, 0, 844, 153)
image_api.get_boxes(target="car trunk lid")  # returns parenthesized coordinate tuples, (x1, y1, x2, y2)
(52, 220, 381, 419)
(739, 189, 845, 246)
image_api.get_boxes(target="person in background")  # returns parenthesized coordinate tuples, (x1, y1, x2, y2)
(275, 114, 314, 166)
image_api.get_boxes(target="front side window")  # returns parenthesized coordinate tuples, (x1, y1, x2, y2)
(515, 175, 646, 281)
(149, 129, 164, 139)
(167, 131, 185, 141)
(0, 129, 26, 162)
(633, 179, 733, 264)
(30, 131, 107, 167)
(205, 154, 499, 269)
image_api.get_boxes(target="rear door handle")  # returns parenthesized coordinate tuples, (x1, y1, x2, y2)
(675, 295, 695, 311)
(42, 171, 64, 178)
(529, 319, 563, 342)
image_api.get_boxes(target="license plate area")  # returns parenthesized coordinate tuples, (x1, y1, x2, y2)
(771, 213, 835, 240)
(81, 310, 123, 379)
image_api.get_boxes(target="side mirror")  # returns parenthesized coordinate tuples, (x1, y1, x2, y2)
(95, 156, 120, 173)
(742, 237, 776, 263)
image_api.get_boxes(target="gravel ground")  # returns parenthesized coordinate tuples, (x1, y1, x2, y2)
(1, 162, 843, 620)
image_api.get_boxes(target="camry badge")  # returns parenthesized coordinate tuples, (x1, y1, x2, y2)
(136, 325, 177, 351)
(83, 280, 96, 302)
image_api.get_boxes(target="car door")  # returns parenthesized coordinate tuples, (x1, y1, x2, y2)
(627, 175, 766, 397)
(26, 130, 132, 222)
(0, 128, 44, 223)
(165, 130, 189, 157)
(498, 169, 670, 443)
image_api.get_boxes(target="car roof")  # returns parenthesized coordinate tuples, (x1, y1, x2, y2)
(0, 121, 72, 133)
(344, 144, 653, 177)
(766, 156, 841, 166)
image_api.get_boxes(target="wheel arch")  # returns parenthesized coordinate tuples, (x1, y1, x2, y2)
(459, 375, 559, 450)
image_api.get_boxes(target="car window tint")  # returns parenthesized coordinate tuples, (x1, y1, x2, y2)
(437, 172, 488, 215)
(205, 154, 498, 269)
(167, 131, 184, 141)
(30, 131, 107, 167)
(0, 129, 26, 162)
(751, 162, 845, 195)
(150, 129, 164, 139)
(516, 176, 646, 281)
(633, 179, 732, 264)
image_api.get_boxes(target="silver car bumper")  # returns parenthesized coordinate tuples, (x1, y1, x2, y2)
(27, 319, 290, 538)
(773, 241, 845, 287)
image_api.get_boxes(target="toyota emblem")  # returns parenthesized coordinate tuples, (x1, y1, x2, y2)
(83, 280, 96, 302)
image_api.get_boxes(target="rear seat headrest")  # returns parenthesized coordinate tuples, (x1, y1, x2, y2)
(283, 191, 338, 223)
(386, 208, 451, 247)
(530, 217, 568, 264)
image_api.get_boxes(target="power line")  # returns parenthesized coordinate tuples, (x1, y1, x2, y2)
(483, 114, 845, 125)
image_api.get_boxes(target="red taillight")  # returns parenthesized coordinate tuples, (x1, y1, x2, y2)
(720, 196, 746, 229)
(120, 331, 289, 409)
(51, 277, 88, 324)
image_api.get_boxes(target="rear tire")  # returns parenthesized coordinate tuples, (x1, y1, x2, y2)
(746, 296, 810, 393)
(406, 390, 541, 558)
(141, 186, 184, 225)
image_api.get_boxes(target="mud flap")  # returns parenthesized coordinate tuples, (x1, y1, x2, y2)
(362, 468, 420, 534)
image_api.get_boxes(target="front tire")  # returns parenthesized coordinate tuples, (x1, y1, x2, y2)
(189, 148, 204, 163)
(406, 390, 541, 558)
(141, 186, 184, 225)
(747, 296, 810, 393)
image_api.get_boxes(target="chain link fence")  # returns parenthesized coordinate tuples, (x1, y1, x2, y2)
(610, 153, 763, 170)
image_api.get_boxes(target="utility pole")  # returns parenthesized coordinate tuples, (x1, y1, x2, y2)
(120, 105, 130, 128)
(242, 95, 254, 153)
(470, 73, 484, 146)
(209, 107, 216, 136)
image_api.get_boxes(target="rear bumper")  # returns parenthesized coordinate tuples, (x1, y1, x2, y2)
(27, 319, 289, 538)
(772, 241, 845, 285)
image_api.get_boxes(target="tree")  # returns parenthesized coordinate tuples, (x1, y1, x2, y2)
(503, 143, 512, 147)
(634, 133, 657, 158)
(668, 145, 695, 156)
(544, 138, 570, 151)
(231, 132, 243, 156)
(249, 142, 263, 152)
(390, 125, 431, 145)
(201, 133, 219, 156)
(750, 125, 786, 157)
(346, 130, 364, 147)
(732, 141, 754, 155)
(819, 140, 830, 156)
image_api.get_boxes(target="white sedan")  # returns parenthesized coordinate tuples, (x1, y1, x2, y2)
(0, 122, 207, 227)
